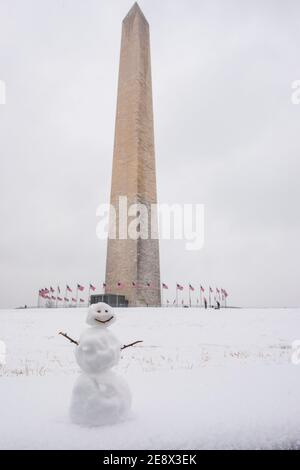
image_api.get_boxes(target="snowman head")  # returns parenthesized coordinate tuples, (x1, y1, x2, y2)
(86, 302, 116, 327)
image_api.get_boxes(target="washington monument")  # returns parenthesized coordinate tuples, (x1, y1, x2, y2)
(105, 3, 161, 307)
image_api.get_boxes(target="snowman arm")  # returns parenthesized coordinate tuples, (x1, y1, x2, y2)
(59, 332, 79, 346)
(121, 340, 143, 350)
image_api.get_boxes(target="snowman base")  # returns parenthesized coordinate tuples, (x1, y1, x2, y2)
(70, 370, 131, 427)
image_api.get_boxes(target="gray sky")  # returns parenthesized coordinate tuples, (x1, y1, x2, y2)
(0, 0, 299, 308)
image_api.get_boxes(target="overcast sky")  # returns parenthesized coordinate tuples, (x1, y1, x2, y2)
(0, 0, 299, 308)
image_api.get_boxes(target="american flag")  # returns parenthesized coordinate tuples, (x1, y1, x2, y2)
(176, 283, 184, 291)
(162, 283, 168, 290)
(67, 285, 72, 293)
(50, 287, 55, 293)
(200, 285, 205, 292)
(57, 286, 61, 294)
(189, 284, 195, 291)
(89, 284, 96, 291)
(222, 289, 228, 298)
(80, 299, 85, 303)
(64, 297, 69, 302)
(77, 284, 84, 291)
(209, 287, 213, 293)
(51, 296, 56, 300)
(72, 298, 77, 302)
(216, 288, 220, 294)
(40, 289, 48, 298)
(57, 297, 62, 302)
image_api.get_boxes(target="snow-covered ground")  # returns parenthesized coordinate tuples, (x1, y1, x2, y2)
(0, 307, 300, 449)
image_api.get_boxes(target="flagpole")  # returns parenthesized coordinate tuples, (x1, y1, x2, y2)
(216, 288, 220, 305)
(200, 288, 203, 308)
(209, 290, 211, 308)
(64, 285, 67, 308)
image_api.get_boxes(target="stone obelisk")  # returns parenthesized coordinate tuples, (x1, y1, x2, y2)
(105, 3, 161, 307)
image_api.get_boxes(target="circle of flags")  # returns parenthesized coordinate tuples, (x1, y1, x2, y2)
(38, 282, 229, 308)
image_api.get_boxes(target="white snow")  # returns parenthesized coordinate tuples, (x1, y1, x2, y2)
(75, 327, 121, 375)
(0, 307, 300, 449)
(86, 302, 117, 327)
(70, 370, 131, 427)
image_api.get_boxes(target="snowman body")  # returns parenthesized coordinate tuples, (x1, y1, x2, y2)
(70, 303, 131, 426)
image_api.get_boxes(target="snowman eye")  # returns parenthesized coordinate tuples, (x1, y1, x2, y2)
(105, 310, 108, 313)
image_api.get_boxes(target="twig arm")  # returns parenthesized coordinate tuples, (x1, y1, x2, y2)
(121, 340, 143, 350)
(59, 332, 79, 346)
(59, 332, 143, 351)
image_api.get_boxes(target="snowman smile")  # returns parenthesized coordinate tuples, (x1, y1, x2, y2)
(95, 316, 114, 324)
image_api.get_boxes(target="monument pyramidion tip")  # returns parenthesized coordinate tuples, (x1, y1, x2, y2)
(124, 2, 148, 24)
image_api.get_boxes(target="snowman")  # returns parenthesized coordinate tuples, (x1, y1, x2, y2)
(69, 302, 132, 426)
